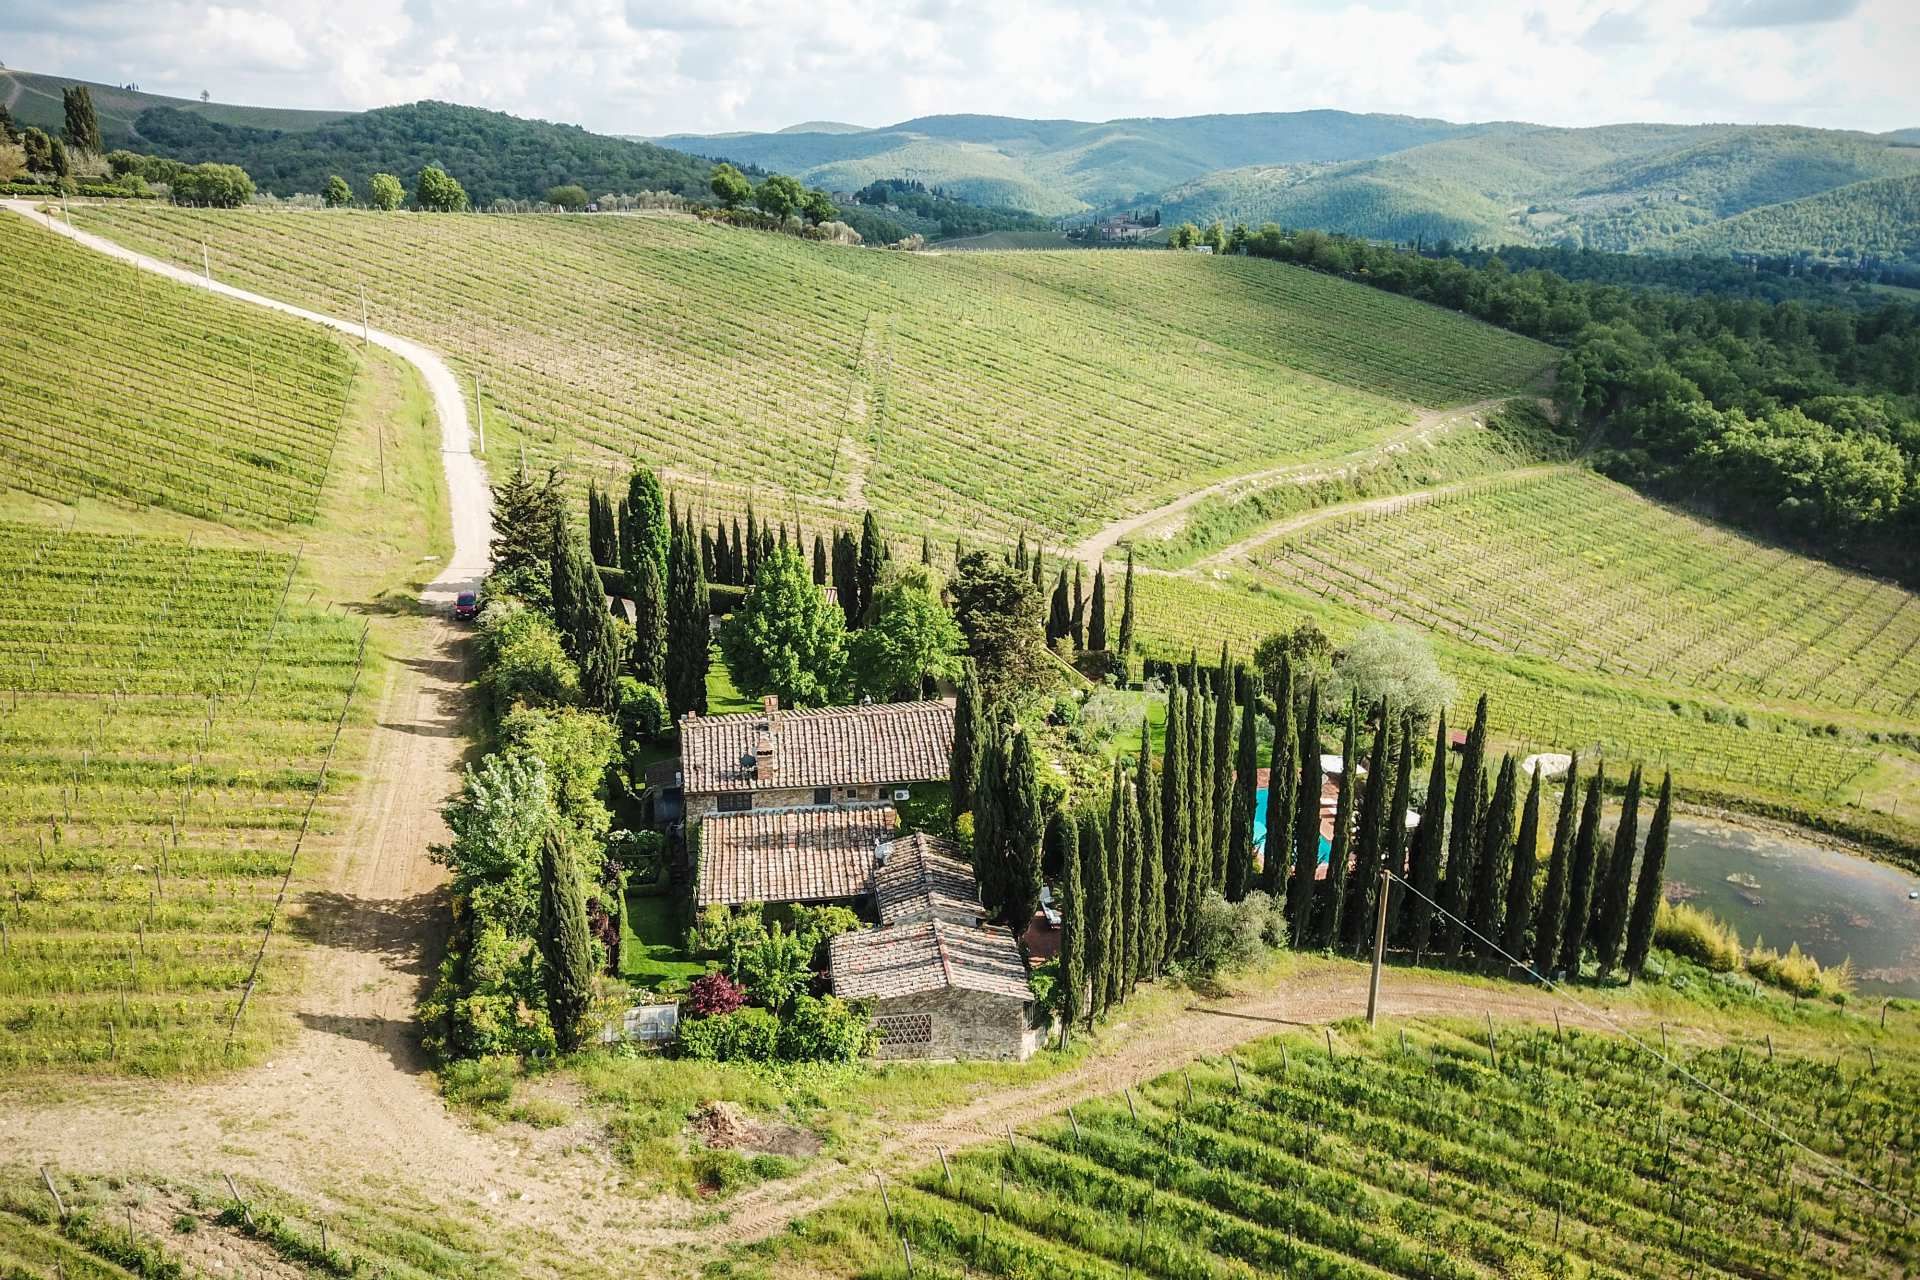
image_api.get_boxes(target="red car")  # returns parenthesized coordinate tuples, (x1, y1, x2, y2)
(453, 591, 479, 621)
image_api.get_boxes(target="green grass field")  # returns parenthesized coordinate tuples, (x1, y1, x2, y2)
(620, 894, 704, 991)
(69, 207, 1552, 540)
(731, 1016, 1918, 1279)
(0, 214, 356, 526)
(1247, 468, 1920, 721)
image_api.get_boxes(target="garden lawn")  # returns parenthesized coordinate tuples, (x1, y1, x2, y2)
(621, 894, 705, 992)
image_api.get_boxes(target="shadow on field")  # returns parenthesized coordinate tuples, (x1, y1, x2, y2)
(297, 1009, 434, 1075)
(1184, 1004, 1318, 1028)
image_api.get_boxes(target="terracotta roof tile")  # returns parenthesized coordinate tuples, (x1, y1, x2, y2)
(680, 700, 953, 794)
(874, 833, 981, 925)
(695, 806, 898, 907)
(830, 920, 1031, 1002)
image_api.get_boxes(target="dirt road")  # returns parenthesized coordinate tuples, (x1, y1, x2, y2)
(1071, 396, 1512, 572)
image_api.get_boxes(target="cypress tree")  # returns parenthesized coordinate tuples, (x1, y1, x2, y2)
(629, 545, 667, 687)
(62, 85, 101, 153)
(1502, 763, 1543, 964)
(1080, 815, 1110, 1023)
(1187, 687, 1212, 945)
(1088, 565, 1108, 652)
(1594, 764, 1643, 977)
(1341, 704, 1392, 954)
(1317, 698, 1358, 948)
(1003, 729, 1046, 931)
(745, 505, 761, 582)
(1226, 688, 1259, 902)
(586, 481, 613, 567)
(812, 534, 827, 585)
(1071, 563, 1086, 650)
(1441, 695, 1489, 960)
(1104, 769, 1129, 1011)
(1262, 657, 1297, 894)
(1289, 682, 1323, 948)
(553, 516, 621, 709)
(1014, 531, 1028, 573)
(1133, 731, 1161, 982)
(950, 664, 983, 822)
(663, 516, 710, 720)
(831, 531, 859, 627)
(1054, 809, 1084, 1044)
(700, 526, 716, 584)
(758, 524, 775, 577)
(857, 510, 884, 624)
(1382, 714, 1415, 941)
(622, 468, 669, 579)
(971, 723, 1006, 915)
(1160, 685, 1191, 962)
(536, 830, 594, 1052)
(1558, 765, 1605, 976)
(1470, 754, 1518, 956)
(1404, 713, 1448, 957)
(1623, 770, 1673, 981)
(1047, 568, 1071, 643)
(1031, 547, 1045, 589)
(1116, 547, 1136, 667)
(779, 521, 789, 554)
(1531, 756, 1579, 978)
(1209, 646, 1236, 892)
(921, 534, 933, 566)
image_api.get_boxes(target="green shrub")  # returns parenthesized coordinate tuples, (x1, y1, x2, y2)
(481, 602, 578, 717)
(1748, 939, 1855, 999)
(1187, 889, 1283, 978)
(1655, 900, 1743, 972)
(616, 677, 669, 742)
(676, 1006, 780, 1062)
(778, 995, 876, 1063)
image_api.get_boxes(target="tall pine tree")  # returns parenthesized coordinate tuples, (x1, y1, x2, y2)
(1115, 547, 1136, 670)
(1404, 712, 1448, 957)
(1531, 756, 1579, 977)
(1104, 774, 1128, 1012)
(1469, 754, 1518, 956)
(812, 534, 827, 586)
(629, 538, 666, 686)
(950, 663, 984, 822)
(663, 515, 710, 721)
(536, 830, 594, 1052)
(1289, 682, 1324, 948)
(1047, 568, 1072, 644)
(1440, 695, 1489, 960)
(1070, 563, 1086, 650)
(1209, 646, 1236, 892)
(1502, 763, 1543, 964)
(1557, 765, 1606, 976)
(1382, 714, 1415, 942)
(1160, 684, 1192, 963)
(1136, 722, 1165, 978)
(1002, 729, 1046, 931)
(1081, 814, 1110, 1023)
(1262, 657, 1297, 894)
(971, 723, 1007, 915)
(856, 510, 885, 625)
(1186, 686, 1212, 946)
(1316, 698, 1358, 948)
(1226, 687, 1260, 901)
(831, 531, 860, 627)
(1054, 809, 1084, 1044)
(1088, 564, 1108, 652)
(1623, 770, 1673, 981)
(1341, 704, 1391, 954)
(1594, 764, 1644, 977)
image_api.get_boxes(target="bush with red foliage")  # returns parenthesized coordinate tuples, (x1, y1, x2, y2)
(684, 971, 745, 1017)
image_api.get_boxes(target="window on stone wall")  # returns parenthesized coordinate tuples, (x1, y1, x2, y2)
(717, 792, 750, 813)
(813, 787, 832, 806)
(874, 1013, 933, 1045)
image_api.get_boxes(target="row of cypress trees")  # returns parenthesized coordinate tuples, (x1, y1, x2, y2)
(581, 469, 710, 720)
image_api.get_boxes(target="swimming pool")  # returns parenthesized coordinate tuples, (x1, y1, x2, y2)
(1253, 789, 1330, 863)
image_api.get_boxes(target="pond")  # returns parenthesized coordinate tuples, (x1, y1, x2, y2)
(1661, 816, 1920, 997)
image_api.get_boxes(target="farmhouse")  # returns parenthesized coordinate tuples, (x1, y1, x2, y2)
(694, 805, 900, 908)
(679, 696, 953, 820)
(830, 832, 1043, 1061)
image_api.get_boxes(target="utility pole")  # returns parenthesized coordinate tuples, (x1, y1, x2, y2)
(1367, 868, 1390, 1027)
(474, 373, 487, 454)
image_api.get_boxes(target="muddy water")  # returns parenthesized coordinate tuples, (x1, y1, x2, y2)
(1662, 816, 1920, 996)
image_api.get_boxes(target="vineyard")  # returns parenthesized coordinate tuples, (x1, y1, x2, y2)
(0, 213, 356, 526)
(1245, 468, 1920, 720)
(740, 1019, 1918, 1280)
(67, 207, 1551, 540)
(0, 521, 367, 1074)
(1128, 573, 1891, 816)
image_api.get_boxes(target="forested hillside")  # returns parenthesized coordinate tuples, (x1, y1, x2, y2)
(1661, 174, 1920, 262)
(0, 68, 351, 144)
(127, 101, 712, 203)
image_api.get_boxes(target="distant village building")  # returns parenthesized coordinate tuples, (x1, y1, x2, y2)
(830, 833, 1044, 1061)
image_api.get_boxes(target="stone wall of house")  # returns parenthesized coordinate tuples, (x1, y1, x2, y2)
(683, 786, 899, 821)
(867, 987, 1038, 1062)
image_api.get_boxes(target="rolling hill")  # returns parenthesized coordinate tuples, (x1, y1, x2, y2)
(669, 111, 1920, 262)
(0, 68, 351, 143)
(1661, 172, 1920, 262)
(656, 110, 1484, 215)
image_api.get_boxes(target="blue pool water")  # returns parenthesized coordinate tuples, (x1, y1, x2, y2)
(1253, 789, 1330, 863)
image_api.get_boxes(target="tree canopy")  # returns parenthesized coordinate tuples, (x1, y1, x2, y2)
(720, 544, 848, 707)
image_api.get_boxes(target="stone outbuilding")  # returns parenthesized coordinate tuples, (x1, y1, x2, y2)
(828, 833, 1043, 1061)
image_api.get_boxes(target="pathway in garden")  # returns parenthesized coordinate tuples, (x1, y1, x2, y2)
(1071, 395, 1517, 572)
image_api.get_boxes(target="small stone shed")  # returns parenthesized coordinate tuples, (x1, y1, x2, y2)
(828, 833, 1043, 1061)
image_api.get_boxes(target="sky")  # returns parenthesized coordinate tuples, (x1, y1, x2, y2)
(5, 0, 1917, 138)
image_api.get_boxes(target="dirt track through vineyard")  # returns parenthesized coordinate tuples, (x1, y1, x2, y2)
(1, 203, 1622, 1272)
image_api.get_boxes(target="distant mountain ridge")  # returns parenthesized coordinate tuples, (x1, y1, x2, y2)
(666, 111, 1920, 261)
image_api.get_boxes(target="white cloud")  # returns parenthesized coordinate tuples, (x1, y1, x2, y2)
(5, 0, 1915, 136)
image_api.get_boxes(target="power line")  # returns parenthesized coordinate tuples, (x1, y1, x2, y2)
(1380, 868, 1914, 1222)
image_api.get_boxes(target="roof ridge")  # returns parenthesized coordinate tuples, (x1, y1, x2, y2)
(933, 920, 955, 988)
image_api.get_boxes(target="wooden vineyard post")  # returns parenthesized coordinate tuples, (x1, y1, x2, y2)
(223, 1173, 255, 1228)
(1367, 868, 1390, 1027)
(875, 1173, 892, 1225)
(201, 241, 211, 282)
(474, 374, 487, 454)
(938, 1145, 952, 1184)
(40, 1166, 67, 1221)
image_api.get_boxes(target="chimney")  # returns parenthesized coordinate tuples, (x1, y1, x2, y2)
(762, 694, 780, 725)
(753, 696, 780, 778)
